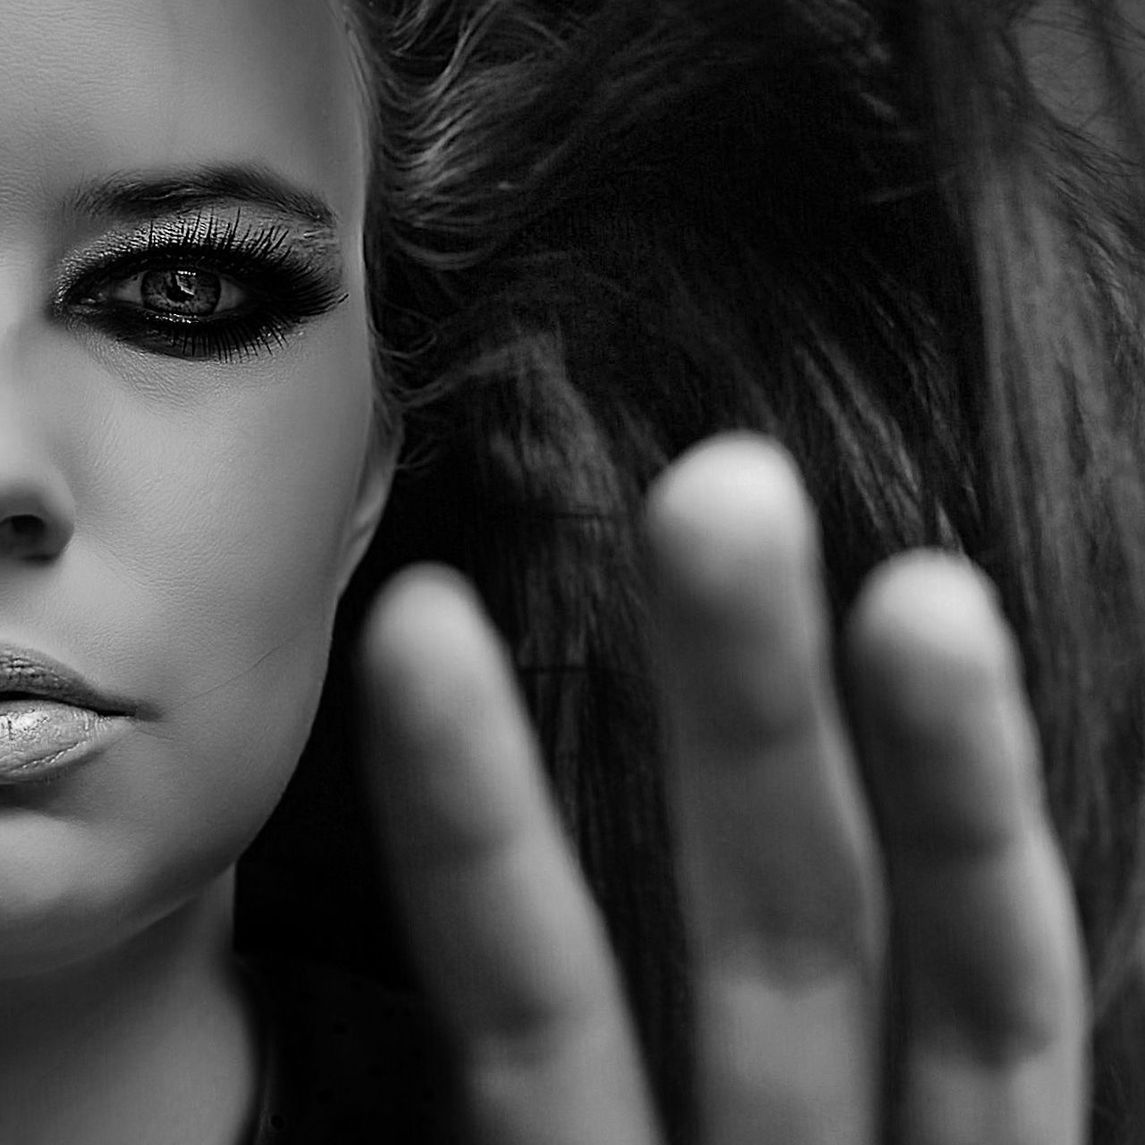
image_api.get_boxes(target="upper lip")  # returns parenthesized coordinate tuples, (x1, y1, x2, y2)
(0, 646, 138, 717)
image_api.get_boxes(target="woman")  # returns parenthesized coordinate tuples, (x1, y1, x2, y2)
(0, 0, 1110, 1143)
(0, 3, 409, 1141)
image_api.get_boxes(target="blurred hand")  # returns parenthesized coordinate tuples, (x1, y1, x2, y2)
(356, 433, 1088, 1144)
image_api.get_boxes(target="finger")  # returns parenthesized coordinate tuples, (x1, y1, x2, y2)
(847, 555, 1088, 1145)
(646, 434, 886, 1144)
(356, 565, 660, 1145)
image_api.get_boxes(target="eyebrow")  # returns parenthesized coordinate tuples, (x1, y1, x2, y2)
(65, 165, 339, 233)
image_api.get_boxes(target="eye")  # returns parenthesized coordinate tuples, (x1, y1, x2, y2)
(58, 220, 348, 365)
(104, 266, 246, 319)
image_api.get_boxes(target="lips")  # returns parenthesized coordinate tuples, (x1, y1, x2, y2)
(0, 647, 137, 784)
(0, 648, 137, 716)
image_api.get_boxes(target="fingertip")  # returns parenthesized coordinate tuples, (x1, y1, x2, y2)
(647, 433, 812, 549)
(360, 562, 486, 669)
(645, 433, 820, 615)
(358, 564, 515, 723)
(846, 552, 1019, 708)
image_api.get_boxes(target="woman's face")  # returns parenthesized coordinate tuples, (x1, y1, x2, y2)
(0, 0, 391, 973)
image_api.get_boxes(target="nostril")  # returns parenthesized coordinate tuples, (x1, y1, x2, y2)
(7, 516, 41, 538)
(0, 513, 55, 558)
(0, 482, 75, 559)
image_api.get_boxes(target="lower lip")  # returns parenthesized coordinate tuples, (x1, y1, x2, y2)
(0, 699, 128, 785)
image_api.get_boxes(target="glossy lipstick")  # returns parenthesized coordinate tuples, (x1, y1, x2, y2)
(0, 649, 136, 785)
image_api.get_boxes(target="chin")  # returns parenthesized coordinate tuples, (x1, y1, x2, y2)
(0, 659, 323, 981)
(0, 791, 246, 983)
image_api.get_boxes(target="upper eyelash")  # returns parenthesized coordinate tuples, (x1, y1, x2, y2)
(55, 212, 348, 364)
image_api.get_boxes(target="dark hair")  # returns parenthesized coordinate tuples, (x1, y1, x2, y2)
(239, 1, 1145, 1140)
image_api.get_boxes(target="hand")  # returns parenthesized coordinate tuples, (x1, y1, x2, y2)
(356, 433, 1088, 1144)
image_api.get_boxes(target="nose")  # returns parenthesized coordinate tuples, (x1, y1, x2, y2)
(0, 445, 75, 562)
(0, 303, 78, 561)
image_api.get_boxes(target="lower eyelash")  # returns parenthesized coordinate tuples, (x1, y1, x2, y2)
(82, 290, 347, 365)
(88, 308, 301, 365)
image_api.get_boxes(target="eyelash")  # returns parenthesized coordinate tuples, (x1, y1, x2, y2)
(58, 215, 347, 364)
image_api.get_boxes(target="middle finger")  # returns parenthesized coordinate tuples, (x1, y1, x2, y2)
(647, 434, 886, 1145)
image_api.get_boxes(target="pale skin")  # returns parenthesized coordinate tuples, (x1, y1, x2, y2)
(0, 0, 1091, 1142)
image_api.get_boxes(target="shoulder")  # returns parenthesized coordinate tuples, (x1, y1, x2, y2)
(241, 955, 466, 1145)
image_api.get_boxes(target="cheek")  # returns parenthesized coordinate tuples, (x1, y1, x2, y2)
(81, 317, 376, 842)
(179, 357, 372, 633)
(111, 327, 374, 660)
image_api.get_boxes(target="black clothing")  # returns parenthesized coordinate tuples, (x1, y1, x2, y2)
(242, 958, 463, 1144)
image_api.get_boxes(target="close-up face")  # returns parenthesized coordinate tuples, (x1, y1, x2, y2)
(0, 0, 390, 974)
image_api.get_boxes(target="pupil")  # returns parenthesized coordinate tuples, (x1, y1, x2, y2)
(141, 269, 222, 317)
(167, 272, 197, 301)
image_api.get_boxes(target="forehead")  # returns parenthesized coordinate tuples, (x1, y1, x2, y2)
(0, 0, 366, 225)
